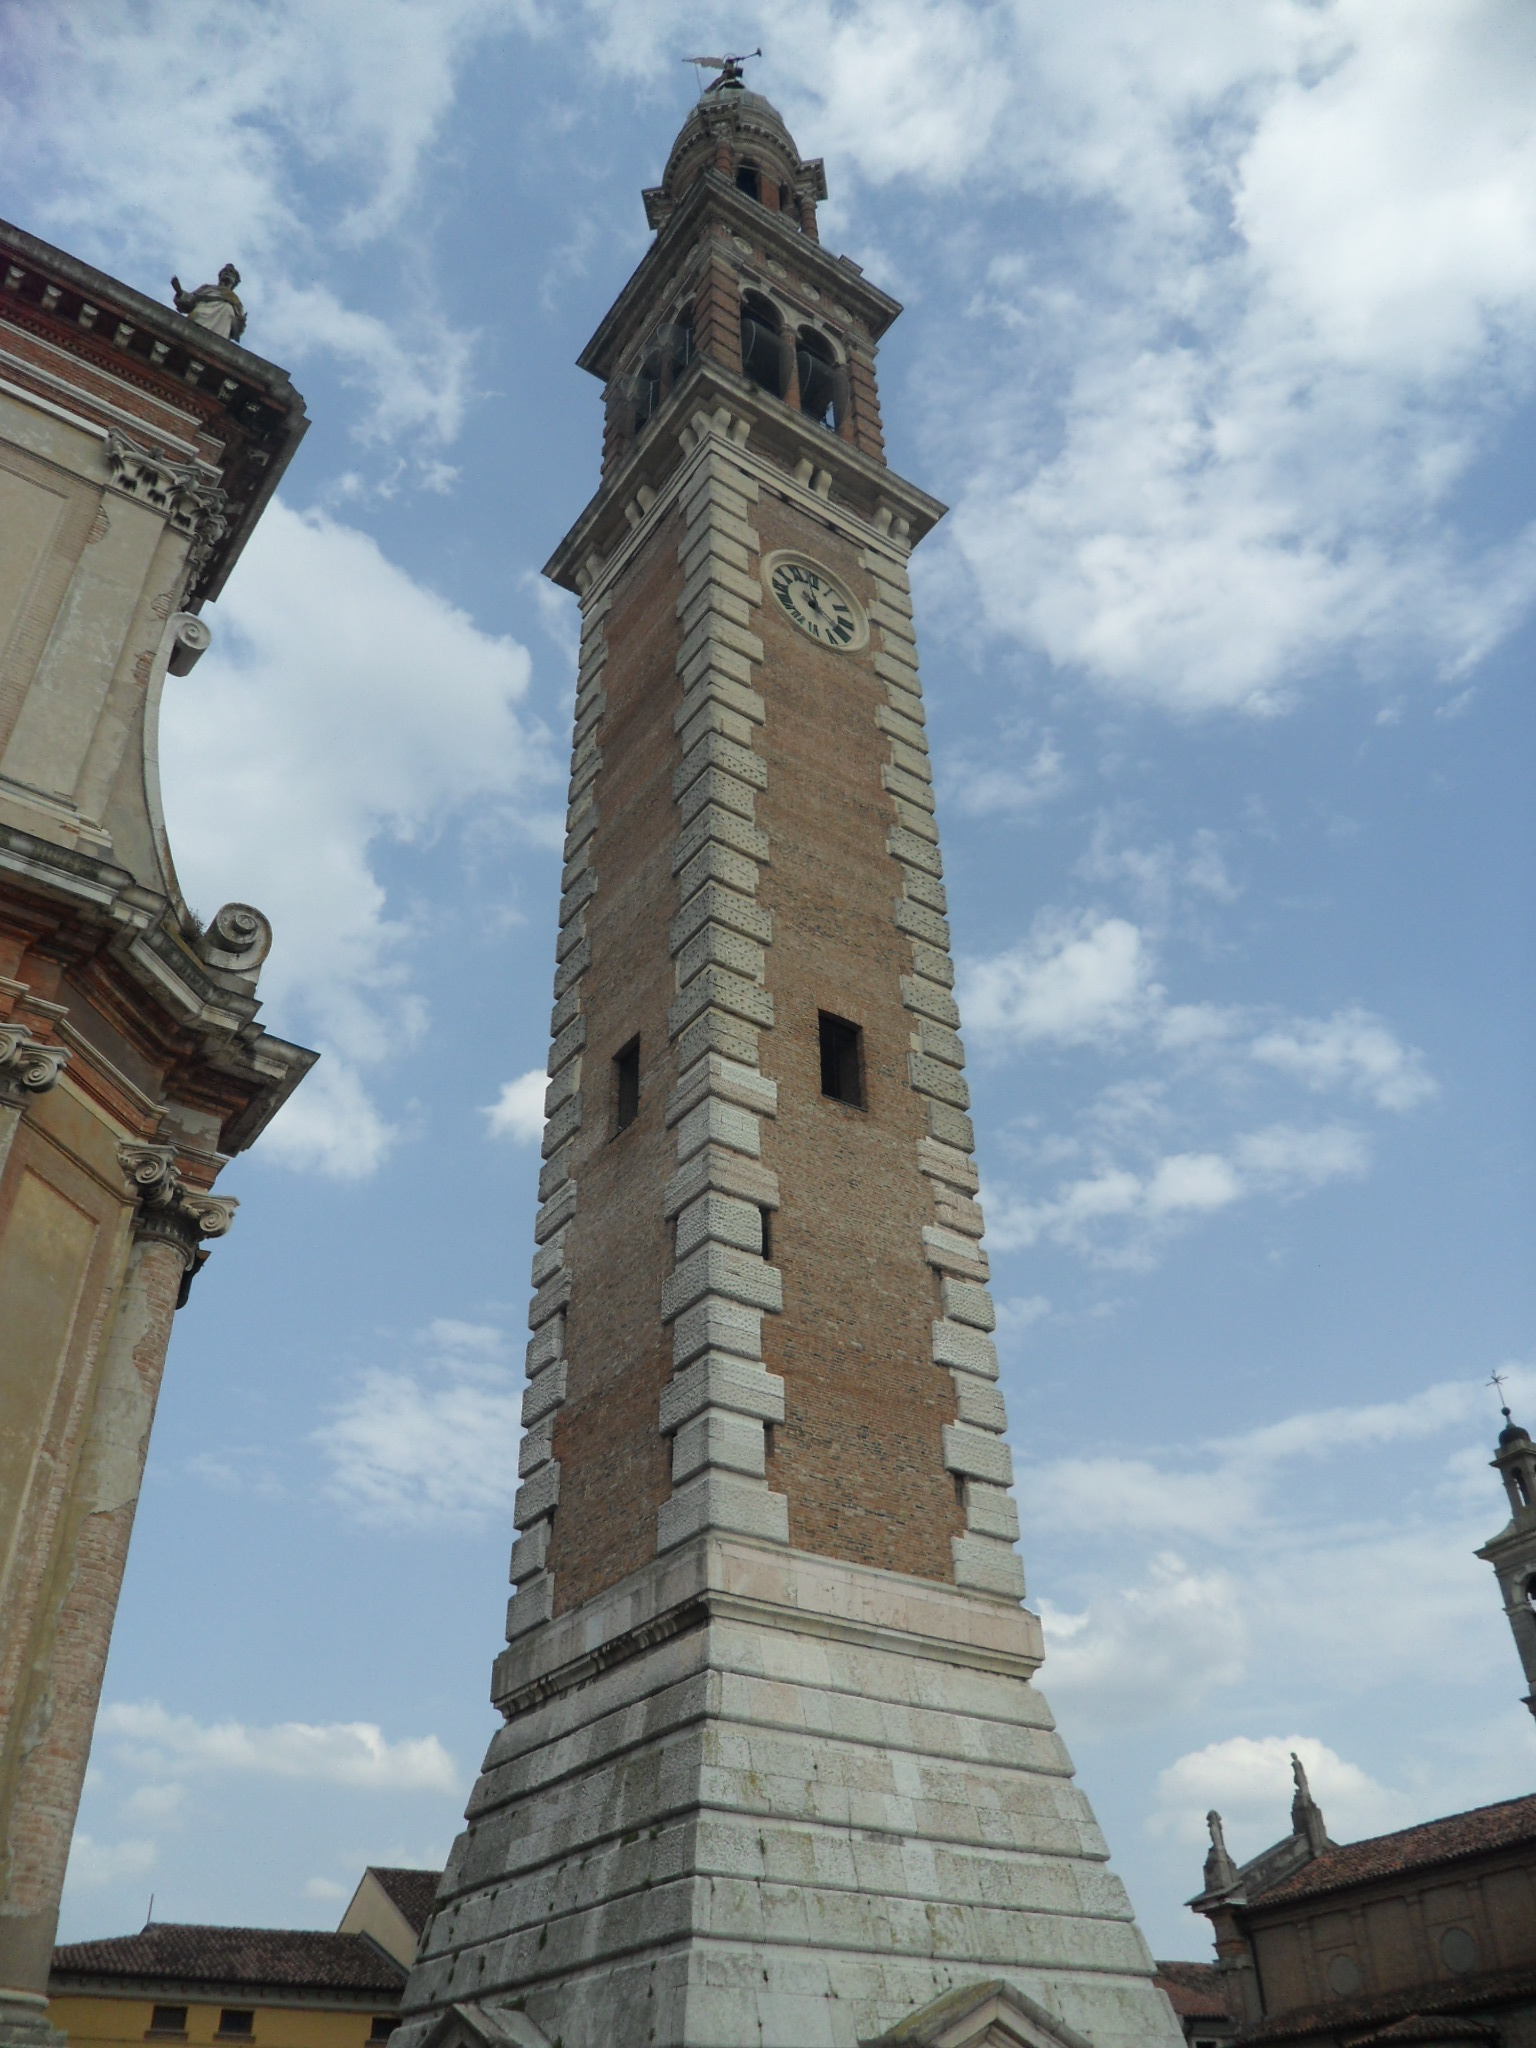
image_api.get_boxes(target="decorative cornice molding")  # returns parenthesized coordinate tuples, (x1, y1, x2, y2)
(104, 429, 230, 580)
(117, 1141, 236, 1262)
(0, 1023, 68, 1102)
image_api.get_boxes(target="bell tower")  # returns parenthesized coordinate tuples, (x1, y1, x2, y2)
(1476, 1395, 1536, 1718)
(395, 67, 1181, 2048)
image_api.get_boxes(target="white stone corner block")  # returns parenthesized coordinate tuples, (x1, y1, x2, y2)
(671, 1407, 767, 1482)
(965, 1480, 1021, 1542)
(952, 1534, 1027, 1601)
(941, 1277, 996, 1331)
(656, 1472, 789, 1551)
(942, 1422, 1014, 1487)
(504, 1570, 555, 1638)
(513, 1460, 561, 1528)
(932, 1318, 1000, 1378)
(672, 1296, 763, 1369)
(658, 1354, 785, 1433)
(508, 1518, 551, 1583)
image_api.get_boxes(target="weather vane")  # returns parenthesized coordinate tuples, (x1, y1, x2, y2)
(683, 47, 761, 91)
(1490, 1368, 1512, 1420)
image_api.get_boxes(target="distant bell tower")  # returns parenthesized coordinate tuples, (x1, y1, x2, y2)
(394, 67, 1181, 2048)
(1476, 1394, 1536, 1718)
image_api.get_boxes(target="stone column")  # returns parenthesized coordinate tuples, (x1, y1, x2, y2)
(0, 1150, 231, 2047)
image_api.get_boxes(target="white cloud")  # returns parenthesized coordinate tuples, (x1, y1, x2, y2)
(161, 501, 555, 1178)
(483, 1070, 547, 1145)
(95, 1703, 458, 1793)
(1016, 1365, 1536, 1736)
(1036, 1553, 1248, 1731)
(64, 1834, 157, 1889)
(0, 0, 521, 448)
(963, 914, 1156, 1047)
(1151, 1736, 1412, 1857)
(305, 1876, 350, 1902)
(120, 1783, 187, 1826)
(1251, 1005, 1439, 1111)
(945, 735, 1068, 818)
(987, 1122, 1368, 1263)
(314, 1318, 523, 1526)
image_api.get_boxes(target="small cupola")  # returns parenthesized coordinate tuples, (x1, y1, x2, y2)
(642, 64, 828, 236)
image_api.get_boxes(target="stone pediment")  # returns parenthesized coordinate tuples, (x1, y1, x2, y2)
(865, 1978, 1096, 2048)
(413, 2002, 553, 2048)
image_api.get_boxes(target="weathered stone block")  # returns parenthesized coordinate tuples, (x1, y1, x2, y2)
(670, 880, 772, 951)
(940, 1279, 996, 1331)
(661, 1244, 782, 1321)
(668, 963, 774, 1037)
(507, 1518, 550, 1584)
(512, 1461, 560, 1528)
(521, 1359, 568, 1427)
(943, 1424, 1013, 1486)
(674, 1191, 764, 1259)
(504, 1572, 554, 1637)
(671, 1408, 767, 1481)
(673, 1096, 761, 1163)
(659, 1355, 785, 1432)
(951, 1534, 1026, 1600)
(657, 1474, 789, 1550)
(671, 1296, 762, 1367)
(965, 1480, 1020, 1541)
(908, 1052, 969, 1108)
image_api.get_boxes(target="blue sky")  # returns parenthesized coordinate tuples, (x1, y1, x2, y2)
(5, 0, 1534, 1964)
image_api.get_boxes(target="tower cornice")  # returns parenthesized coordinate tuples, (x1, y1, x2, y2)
(544, 358, 945, 595)
(576, 169, 902, 384)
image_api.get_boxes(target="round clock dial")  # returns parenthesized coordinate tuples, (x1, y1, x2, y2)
(762, 552, 868, 652)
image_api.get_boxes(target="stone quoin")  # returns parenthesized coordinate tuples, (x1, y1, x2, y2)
(390, 61, 1184, 2048)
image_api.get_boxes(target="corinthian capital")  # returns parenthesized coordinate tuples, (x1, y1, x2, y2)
(117, 1142, 237, 1264)
(0, 1024, 68, 1104)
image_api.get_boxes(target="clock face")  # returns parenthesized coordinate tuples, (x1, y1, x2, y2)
(762, 552, 868, 652)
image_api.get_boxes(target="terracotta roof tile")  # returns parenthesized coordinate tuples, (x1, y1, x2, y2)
(1155, 1961, 1230, 2020)
(367, 1870, 440, 1935)
(1252, 1792, 1536, 1908)
(51, 1926, 407, 1996)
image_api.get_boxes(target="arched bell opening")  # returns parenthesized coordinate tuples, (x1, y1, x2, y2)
(740, 291, 787, 399)
(616, 306, 694, 440)
(796, 326, 847, 431)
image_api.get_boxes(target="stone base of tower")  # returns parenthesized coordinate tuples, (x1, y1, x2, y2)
(394, 1537, 1181, 2048)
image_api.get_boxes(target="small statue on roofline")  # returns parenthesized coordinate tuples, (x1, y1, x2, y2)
(170, 263, 246, 342)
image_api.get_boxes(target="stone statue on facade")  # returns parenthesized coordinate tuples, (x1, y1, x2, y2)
(170, 263, 246, 341)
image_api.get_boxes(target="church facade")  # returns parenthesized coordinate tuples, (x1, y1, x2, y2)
(0, 223, 312, 2048)
(391, 71, 1182, 2048)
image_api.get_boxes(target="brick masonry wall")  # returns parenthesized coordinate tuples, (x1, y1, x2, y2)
(750, 493, 963, 1580)
(542, 515, 690, 1620)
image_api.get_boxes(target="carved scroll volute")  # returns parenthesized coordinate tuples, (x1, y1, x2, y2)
(0, 1024, 68, 1104)
(198, 903, 272, 974)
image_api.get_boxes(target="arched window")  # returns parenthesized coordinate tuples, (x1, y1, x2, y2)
(796, 326, 846, 430)
(618, 309, 693, 434)
(740, 292, 785, 398)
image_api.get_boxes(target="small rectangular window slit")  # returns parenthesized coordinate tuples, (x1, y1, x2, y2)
(818, 1011, 864, 1107)
(613, 1035, 640, 1133)
(759, 1206, 773, 1261)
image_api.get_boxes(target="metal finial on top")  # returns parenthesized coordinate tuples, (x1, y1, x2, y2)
(1490, 1368, 1513, 1422)
(683, 47, 761, 92)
